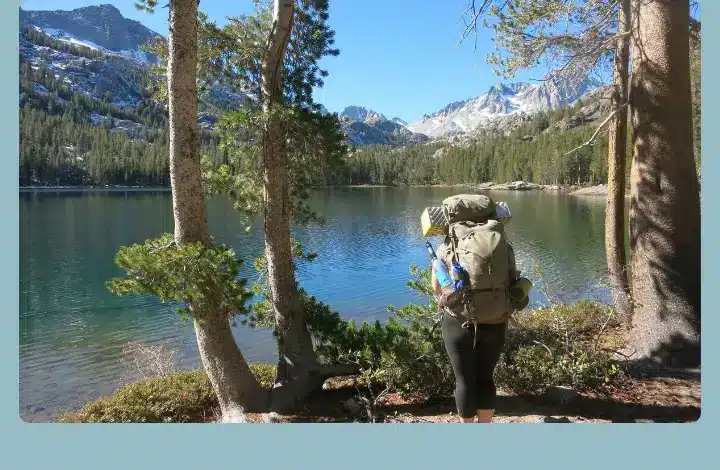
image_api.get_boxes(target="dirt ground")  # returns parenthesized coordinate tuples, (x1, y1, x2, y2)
(244, 373, 700, 424)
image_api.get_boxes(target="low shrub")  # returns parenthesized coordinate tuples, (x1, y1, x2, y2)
(311, 265, 626, 399)
(59, 363, 277, 423)
(58, 370, 217, 423)
(497, 300, 626, 395)
(312, 264, 454, 399)
(61, 265, 627, 423)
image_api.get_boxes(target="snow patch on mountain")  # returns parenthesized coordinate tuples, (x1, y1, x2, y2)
(391, 117, 408, 127)
(35, 25, 155, 64)
(407, 79, 600, 139)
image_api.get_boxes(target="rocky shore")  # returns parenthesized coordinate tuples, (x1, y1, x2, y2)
(477, 181, 564, 191)
(569, 184, 610, 196)
(476, 181, 621, 197)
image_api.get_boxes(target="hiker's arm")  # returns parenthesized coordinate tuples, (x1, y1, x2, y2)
(431, 270, 442, 295)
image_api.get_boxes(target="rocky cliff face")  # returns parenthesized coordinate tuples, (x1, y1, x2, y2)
(338, 106, 429, 146)
(20, 4, 159, 54)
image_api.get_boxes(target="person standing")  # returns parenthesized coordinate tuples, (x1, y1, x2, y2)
(429, 194, 530, 423)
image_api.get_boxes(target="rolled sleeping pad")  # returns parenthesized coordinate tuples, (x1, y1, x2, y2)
(422, 201, 512, 237)
(421, 206, 448, 237)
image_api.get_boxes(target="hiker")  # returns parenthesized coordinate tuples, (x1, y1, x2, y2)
(430, 194, 531, 423)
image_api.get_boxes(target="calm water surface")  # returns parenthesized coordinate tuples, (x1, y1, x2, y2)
(20, 187, 614, 420)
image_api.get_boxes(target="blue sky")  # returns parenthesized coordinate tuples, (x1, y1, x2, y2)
(23, 0, 551, 122)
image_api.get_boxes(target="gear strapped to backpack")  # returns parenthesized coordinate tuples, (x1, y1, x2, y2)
(436, 194, 518, 326)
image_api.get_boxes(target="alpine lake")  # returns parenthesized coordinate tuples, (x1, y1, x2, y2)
(20, 186, 620, 421)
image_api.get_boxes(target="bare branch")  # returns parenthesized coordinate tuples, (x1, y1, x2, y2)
(600, 346, 636, 358)
(456, 0, 494, 50)
(457, 4, 473, 24)
(563, 100, 629, 157)
(593, 306, 617, 354)
(532, 340, 553, 356)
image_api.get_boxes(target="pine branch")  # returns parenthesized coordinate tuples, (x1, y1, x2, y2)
(539, 29, 631, 83)
(563, 100, 629, 157)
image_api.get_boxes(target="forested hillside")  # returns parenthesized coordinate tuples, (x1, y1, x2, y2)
(339, 101, 615, 186)
(341, 31, 701, 188)
(18, 8, 700, 189)
(19, 26, 225, 187)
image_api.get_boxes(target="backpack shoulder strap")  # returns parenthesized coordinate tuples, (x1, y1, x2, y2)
(446, 223, 460, 265)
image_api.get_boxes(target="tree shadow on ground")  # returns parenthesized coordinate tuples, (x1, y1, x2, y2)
(382, 393, 700, 423)
(274, 383, 700, 423)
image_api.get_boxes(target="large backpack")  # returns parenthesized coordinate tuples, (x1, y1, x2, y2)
(437, 194, 514, 325)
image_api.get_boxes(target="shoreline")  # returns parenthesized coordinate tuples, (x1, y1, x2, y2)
(19, 183, 631, 198)
(20, 186, 172, 192)
(39, 362, 700, 424)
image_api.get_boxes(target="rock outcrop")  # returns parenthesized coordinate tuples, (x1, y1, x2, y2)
(477, 181, 564, 191)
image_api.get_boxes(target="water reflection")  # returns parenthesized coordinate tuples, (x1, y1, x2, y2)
(20, 187, 620, 420)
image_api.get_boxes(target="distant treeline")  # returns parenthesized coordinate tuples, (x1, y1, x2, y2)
(335, 113, 616, 187)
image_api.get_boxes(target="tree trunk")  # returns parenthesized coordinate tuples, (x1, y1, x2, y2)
(167, 0, 265, 421)
(628, 0, 700, 368)
(260, 0, 322, 410)
(605, 0, 632, 322)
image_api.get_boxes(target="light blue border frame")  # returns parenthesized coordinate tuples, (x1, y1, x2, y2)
(4, 1, 715, 469)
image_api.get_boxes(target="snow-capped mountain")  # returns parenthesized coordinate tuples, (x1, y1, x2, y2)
(340, 106, 388, 125)
(19, 5, 603, 148)
(338, 106, 429, 146)
(19, 4, 259, 132)
(407, 79, 600, 139)
(20, 4, 159, 62)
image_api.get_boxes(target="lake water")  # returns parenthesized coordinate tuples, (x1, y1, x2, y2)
(19, 187, 614, 421)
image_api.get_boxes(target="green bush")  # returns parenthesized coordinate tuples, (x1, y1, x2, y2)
(59, 364, 277, 423)
(311, 264, 454, 398)
(496, 301, 625, 395)
(249, 362, 277, 388)
(58, 370, 217, 423)
(496, 343, 622, 395)
(310, 265, 626, 399)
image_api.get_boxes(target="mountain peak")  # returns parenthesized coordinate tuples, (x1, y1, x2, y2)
(83, 4, 122, 14)
(20, 4, 160, 53)
(407, 78, 600, 138)
(391, 117, 408, 127)
(340, 106, 387, 124)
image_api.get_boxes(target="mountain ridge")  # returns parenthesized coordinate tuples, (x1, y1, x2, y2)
(407, 78, 601, 139)
(18, 4, 604, 147)
(20, 4, 161, 54)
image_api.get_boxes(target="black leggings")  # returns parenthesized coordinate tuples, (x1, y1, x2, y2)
(442, 313, 507, 418)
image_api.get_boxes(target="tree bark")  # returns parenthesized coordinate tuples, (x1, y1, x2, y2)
(167, 0, 265, 421)
(605, 0, 632, 323)
(628, 0, 700, 368)
(260, 0, 322, 410)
